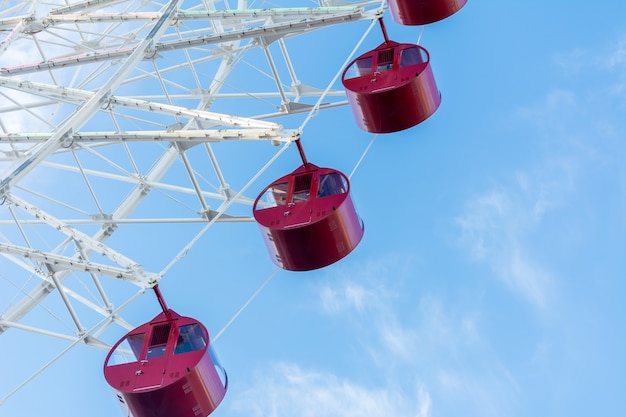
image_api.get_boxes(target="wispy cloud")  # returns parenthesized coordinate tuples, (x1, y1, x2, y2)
(377, 316, 417, 360)
(513, 89, 577, 133)
(457, 74, 595, 310)
(318, 255, 411, 315)
(607, 36, 626, 97)
(317, 256, 488, 363)
(252, 252, 524, 417)
(435, 366, 520, 417)
(319, 279, 379, 315)
(317, 258, 420, 363)
(231, 362, 431, 417)
(461, 28, 626, 309)
(606, 36, 626, 70)
(455, 174, 558, 310)
(415, 384, 432, 417)
(553, 34, 626, 98)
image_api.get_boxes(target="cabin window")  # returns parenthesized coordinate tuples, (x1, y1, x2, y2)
(317, 173, 347, 197)
(377, 49, 394, 72)
(146, 323, 171, 359)
(209, 345, 228, 388)
(292, 174, 312, 202)
(175, 324, 207, 354)
(344, 56, 373, 79)
(106, 332, 146, 366)
(260, 182, 288, 208)
(400, 47, 427, 67)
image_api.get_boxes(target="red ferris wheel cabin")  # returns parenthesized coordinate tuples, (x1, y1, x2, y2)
(104, 309, 227, 417)
(388, 0, 467, 26)
(253, 163, 364, 271)
(342, 40, 441, 133)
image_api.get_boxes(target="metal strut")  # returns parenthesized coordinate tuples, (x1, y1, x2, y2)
(295, 139, 309, 166)
(378, 17, 390, 44)
(152, 284, 169, 315)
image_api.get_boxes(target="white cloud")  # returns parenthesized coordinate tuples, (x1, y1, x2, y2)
(281, 289, 519, 416)
(460, 73, 591, 309)
(417, 295, 483, 351)
(231, 362, 430, 417)
(607, 36, 626, 97)
(435, 367, 519, 417)
(514, 89, 577, 131)
(459, 39, 624, 309)
(455, 169, 562, 310)
(377, 314, 418, 361)
(317, 257, 488, 364)
(415, 384, 432, 417)
(500, 245, 549, 308)
(317, 255, 412, 316)
(606, 36, 626, 70)
(552, 35, 626, 97)
(553, 35, 626, 73)
(319, 280, 377, 315)
(300, 260, 525, 417)
(553, 48, 588, 75)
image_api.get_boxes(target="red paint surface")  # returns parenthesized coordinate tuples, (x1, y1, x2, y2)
(388, 0, 467, 26)
(104, 310, 227, 417)
(342, 41, 441, 133)
(254, 163, 364, 271)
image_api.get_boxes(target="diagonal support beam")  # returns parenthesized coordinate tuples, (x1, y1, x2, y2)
(0, 7, 373, 76)
(0, 0, 185, 193)
(0, 76, 282, 129)
(0, 141, 185, 335)
(0, 129, 297, 144)
(4, 193, 154, 283)
(0, 242, 155, 284)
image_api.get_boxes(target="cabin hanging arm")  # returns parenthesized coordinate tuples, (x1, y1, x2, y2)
(378, 17, 390, 44)
(295, 139, 309, 166)
(152, 284, 170, 316)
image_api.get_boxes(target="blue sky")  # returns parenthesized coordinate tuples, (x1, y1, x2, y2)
(1, 1, 625, 417)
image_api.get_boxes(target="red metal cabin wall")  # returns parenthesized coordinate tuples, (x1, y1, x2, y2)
(388, 0, 467, 26)
(113, 353, 226, 417)
(104, 312, 227, 417)
(344, 63, 440, 133)
(258, 194, 364, 271)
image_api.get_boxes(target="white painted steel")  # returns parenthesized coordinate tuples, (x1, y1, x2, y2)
(0, 0, 383, 405)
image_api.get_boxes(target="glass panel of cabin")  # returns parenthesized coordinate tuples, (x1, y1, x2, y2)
(317, 173, 348, 197)
(209, 345, 228, 388)
(175, 324, 207, 354)
(107, 333, 146, 366)
(260, 182, 288, 208)
(344, 56, 373, 79)
(400, 46, 427, 67)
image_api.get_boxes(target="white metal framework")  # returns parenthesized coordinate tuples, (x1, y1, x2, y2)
(0, 0, 383, 406)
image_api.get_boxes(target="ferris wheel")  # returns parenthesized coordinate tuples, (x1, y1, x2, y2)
(0, 0, 466, 415)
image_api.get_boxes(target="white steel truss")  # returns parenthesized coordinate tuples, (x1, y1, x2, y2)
(0, 0, 384, 406)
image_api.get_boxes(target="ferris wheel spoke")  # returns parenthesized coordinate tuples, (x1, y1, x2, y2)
(0, 3, 185, 191)
(6, 194, 157, 276)
(0, 76, 285, 130)
(158, 138, 292, 276)
(0, 242, 154, 284)
(1, 7, 372, 77)
(50, 0, 136, 16)
(0, 287, 144, 407)
(0, 0, 385, 406)
(0, 146, 186, 330)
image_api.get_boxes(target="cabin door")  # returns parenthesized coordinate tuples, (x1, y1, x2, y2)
(133, 322, 172, 391)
